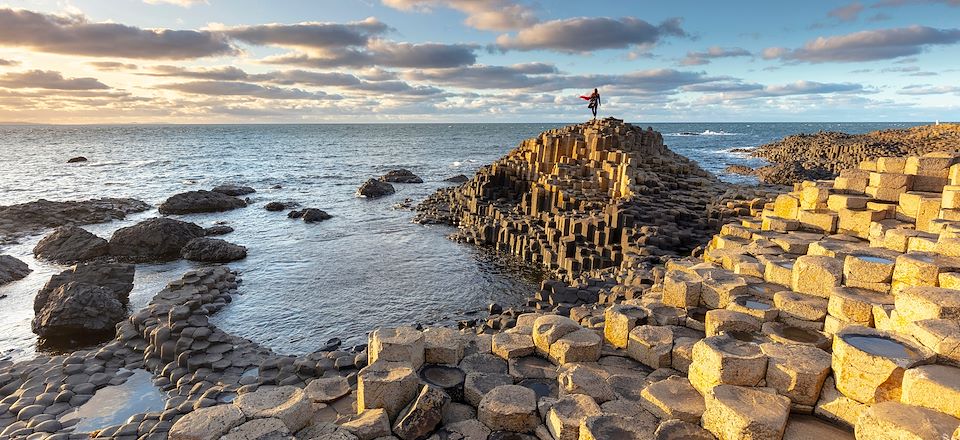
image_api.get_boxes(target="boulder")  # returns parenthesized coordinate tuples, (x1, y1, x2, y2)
(358, 361, 419, 420)
(357, 179, 396, 198)
(545, 394, 601, 440)
(392, 385, 449, 440)
(158, 190, 247, 215)
(31, 281, 128, 338)
(33, 262, 134, 313)
(181, 237, 247, 263)
(108, 218, 205, 262)
(444, 174, 469, 183)
(380, 169, 423, 184)
(369, 327, 425, 370)
(701, 385, 791, 440)
(0, 255, 31, 286)
(341, 409, 391, 440)
(169, 404, 246, 440)
(33, 226, 109, 263)
(212, 184, 256, 196)
(301, 208, 332, 223)
(66, 156, 87, 163)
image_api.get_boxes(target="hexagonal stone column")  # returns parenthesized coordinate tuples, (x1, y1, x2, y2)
(545, 394, 601, 440)
(855, 401, 960, 440)
(369, 327, 425, 370)
(759, 343, 831, 406)
(832, 326, 934, 404)
(701, 385, 790, 440)
(688, 335, 767, 395)
(357, 361, 419, 420)
(626, 325, 674, 369)
(477, 385, 538, 433)
(603, 304, 647, 349)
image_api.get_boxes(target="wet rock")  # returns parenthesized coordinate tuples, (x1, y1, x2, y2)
(204, 225, 234, 236)
(0, 255, 30, 286)
(301, 208, 332, 223)
(181, 238, 247, 263)
(67, 156, 88, 163)
(392, 385, 449, 440)
(0, 198, 150, 242)
(264, 202, 294, 212)
(444, 175, 469, 183)
(33, 226, 109, 263)
(169, 404, 246, 440)
(380, 169, 423, 184)
(357, 179, 396, 198)
(724, 165, 755, 176)
(108, 218, 205, 262)
(159, 190, 247, 215)
(212, 184, 256, 197)
(34, 262, 134, 313)
(32, 281, 128, 338)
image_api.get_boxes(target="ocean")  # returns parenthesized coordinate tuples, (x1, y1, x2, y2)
(0, 121, 927, 362)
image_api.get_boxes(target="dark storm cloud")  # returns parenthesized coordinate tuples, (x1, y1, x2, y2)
(0, 8, 236, 59)
(680, 47, 752, 66)
(763, 26, 960, 62)
(0, 70, 109, 90)
(221, 18, 390, 49)
(160, 80, 336, 100)
(264, 41, 477, 68)
(494, 17, 687, 53)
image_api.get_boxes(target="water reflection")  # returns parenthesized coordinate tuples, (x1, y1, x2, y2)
(59, 370, 165, 433)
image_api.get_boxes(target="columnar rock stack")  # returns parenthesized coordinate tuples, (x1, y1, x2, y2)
(417, 118, 728, 282)
(646, 150, 960, 438)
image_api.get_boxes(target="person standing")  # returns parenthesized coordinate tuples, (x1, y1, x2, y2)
(580, 89, 601, 119)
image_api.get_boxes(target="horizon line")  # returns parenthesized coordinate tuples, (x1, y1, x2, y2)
(0, 121, 951, 127)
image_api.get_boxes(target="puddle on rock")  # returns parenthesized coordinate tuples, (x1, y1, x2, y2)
(742, 299, 772, 310)
(855, 255, 893, 264)
(844, 335, 915, 359)
(59, 370, 165, 433)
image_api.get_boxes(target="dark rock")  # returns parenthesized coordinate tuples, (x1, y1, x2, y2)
(0, 198, 150, 242)
(108, 218, 205, 262)
(393, 385, 449, 440)
(32, 282, 126, 338)
(301, 208, 332, 223)
(158, 190, 247, 215)
(66, 157, 88, 163)
(34, 262, 134, 313)
(357, 179, 395, 198)
(488, 303, 503, 315)
(265, 202, 285, 212)
(271, 184, 283, 189)
(204, 225, 234, 236)
(211, 184, 256, 196)
(180, 238, 247, 263)
(380, 169, 423, 184)
(33, 226, 108, 263)
(0, 255, 31, 286)
(444, 174, 469, 183)
(287, 210, 303, 219)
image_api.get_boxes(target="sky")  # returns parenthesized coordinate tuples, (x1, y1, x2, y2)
(0, 0, 957, 123)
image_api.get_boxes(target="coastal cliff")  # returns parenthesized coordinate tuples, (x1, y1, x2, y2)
(744, 123, 960, 185)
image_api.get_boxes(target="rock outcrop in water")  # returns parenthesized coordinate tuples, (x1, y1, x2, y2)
(747, 123, 960, 185)
(381, 169, 424, 184)
(212, 184, 256, 196)
(108, 217, 205, 262)
(32, 263, 134, 340)
(33, 226, 109, 264)
(181, 237, 247, 263)
(0, 198, 150, 245)
(416, 118, 729, 280)
(358, 179, 396, 198)
(0, 255, 30, 286)
(158, 190, 247, 215)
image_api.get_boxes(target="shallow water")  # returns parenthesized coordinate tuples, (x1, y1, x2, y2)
(844, 335, 914, 358)
(59, 370, 165, 433)
(0, 122, 926, 361)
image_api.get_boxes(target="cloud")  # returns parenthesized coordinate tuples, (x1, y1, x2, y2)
(159, 80, 337, 100)
(0, 70, 109, 90)
(404, 63, 557, 89)
(828, 2, 865, 21)
(495, 17, 686, 53)
(762, 26, 960, 62)
(263, 40, 477, 68)
(0, 59, 19, 66)
(688, 80, 865, 100)
(382, 0, 537, 31)
(0, 8, 236, 59)
(873, 0, 960, 7)
(146, 65, 249, 80)
(219, 17, 389, 49)
(143, 0, 207, 6)
(898, 84, 960, 95)
(680, 46, 751, 65)
(88, 61, 138, 71)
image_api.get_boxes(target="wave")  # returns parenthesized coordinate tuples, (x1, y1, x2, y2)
(668, 130, 741, 137)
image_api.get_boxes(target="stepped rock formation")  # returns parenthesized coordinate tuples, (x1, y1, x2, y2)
(416, 118, 732, 281)
(749, 123, 960, 185)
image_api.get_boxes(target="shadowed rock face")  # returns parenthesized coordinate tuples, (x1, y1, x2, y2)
(181, 237, 247, 263)
(158, 190, 247, 215)
(0, 254, 30, 286)
(381, 169, 424, 184)
(33, 226, 109, 264)
(32, 262, 135, 340)
(108, 217, 205, 262)
(357, 179, 396, 198)
(33, 262, 135, 314)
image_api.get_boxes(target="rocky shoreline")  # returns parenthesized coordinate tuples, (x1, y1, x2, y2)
(1, 120, 960, 439)
(735, 123, 960, 185)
